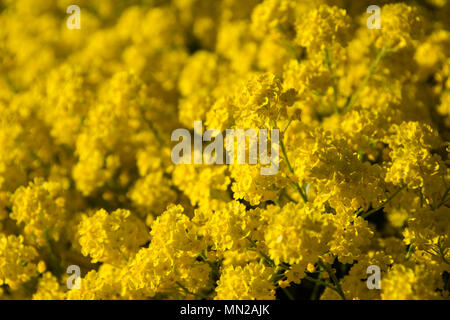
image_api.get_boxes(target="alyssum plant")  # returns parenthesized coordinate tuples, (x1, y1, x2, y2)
(0, 0, 449, 300)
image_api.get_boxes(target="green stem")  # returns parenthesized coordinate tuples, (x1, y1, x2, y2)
(304, 274, 346, 300)
(145, 119, 164, 147)
(199, 252, 220, 281)
(437, 185, 450, 208)
(304, 275, 329, 287)
(44, 229, 63, 280)
(273, 119, 308, 203)
(311, 269, 323, 300)
(279, 136, 307, 203)
(318, 259, 346, 300)
(437, 239, 450, 266)
(281, 190, 298, 204)
(292, 183, 308, 203)
(345, 46, 387, 111)
(360, 185, 405, 219)
(405, 244, 415, 261)
(247, 238, 275, 267)
(274, 198, 281, 207)
(282, 287, 295, 300)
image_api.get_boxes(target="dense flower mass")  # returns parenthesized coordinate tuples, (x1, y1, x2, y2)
(0, 0, 450, 300)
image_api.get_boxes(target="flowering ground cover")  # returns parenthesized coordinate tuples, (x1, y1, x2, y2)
(0, 0, 449, 300)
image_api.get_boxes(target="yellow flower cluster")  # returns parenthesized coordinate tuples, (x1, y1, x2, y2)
(0, 0, 449, 300)
(78, 209, 149, 265)
(0, 234, 39, 290)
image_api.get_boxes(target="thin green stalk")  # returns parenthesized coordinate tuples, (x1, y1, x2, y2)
(279, 136, 308, 203)
(437, 238, 450, 266)
(405, 244, 415, 261)
(318, 259, 346, 300)
(304, 275, 330, 288)
(44, 229, 63, 280)
(345, 46, 387, 111)
(282, 287, 295, 300)
(304, 275, 343, 298)
(437, 185, 450, 208)
(360, 185, 405, 219)
(291, 182, 308, 203)
(283, 119, 293, 133)
(199, 252, 220, 280)
(281, 190, 298, 204)
(145, 119, 164, 147)
(247, 238, 276, 267)
(311, 269, 323, 300)
(274, 198, 281, 207)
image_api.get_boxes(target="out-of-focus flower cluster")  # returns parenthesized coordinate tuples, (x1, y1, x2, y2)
(0, 0, 450, 300)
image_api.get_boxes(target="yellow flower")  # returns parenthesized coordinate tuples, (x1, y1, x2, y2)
(215, 262, 276, 300)
(78, 208, 149, 265)
(295, 5, 351, 51)
(11, 178, 66, 245)
(0, 234, 38, 289)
